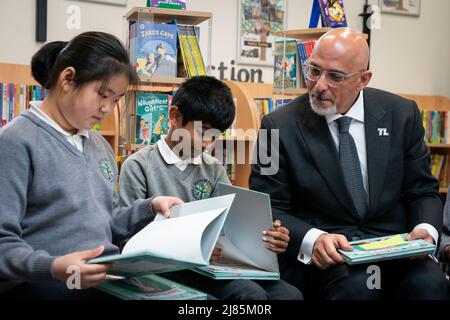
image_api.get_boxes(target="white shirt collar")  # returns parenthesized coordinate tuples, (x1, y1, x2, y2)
(157, 136, 202, 170)
(29, 100, 89, 138)
(325, 91, 365, 125)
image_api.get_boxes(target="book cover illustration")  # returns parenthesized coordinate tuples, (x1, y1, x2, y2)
(131, 22, 178, 78)
(273, 40, 299, 90)
(97, 274, 207, 300)
(338, 234, 435, 265)
(318, 0, 348, 28)
(135, 93, 170, 145)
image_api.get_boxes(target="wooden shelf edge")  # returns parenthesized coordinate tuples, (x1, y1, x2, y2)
(439, 188, 448, 193)
(273, 88, 308, 96)
(277, 28, 368, 40)
(428, 143, 450, 149)
(126, 7, 212, 25)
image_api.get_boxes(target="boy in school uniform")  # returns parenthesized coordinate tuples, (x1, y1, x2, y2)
(118, 76, 303, 300)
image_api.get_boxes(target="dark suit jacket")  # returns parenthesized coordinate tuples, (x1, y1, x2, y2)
(250, 88, 443, 259)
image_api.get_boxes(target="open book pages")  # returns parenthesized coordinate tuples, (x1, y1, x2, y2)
(88, 194, 235, 277)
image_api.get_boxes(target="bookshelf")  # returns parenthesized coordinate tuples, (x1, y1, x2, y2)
(0, 63, 120, 154)
(121, 7, 213, 150)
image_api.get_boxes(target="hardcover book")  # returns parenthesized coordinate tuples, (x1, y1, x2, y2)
(89, 194, 235, 277)
(273, 40, 300, 90)
(338, 234, 436, 265)
(96, 274, 207, 300)
(130, 22, 178, 79)
(135, 93, 170, 145)
(318, 0, 348, 28)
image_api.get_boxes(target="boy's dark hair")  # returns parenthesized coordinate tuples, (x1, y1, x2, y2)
(171, 76, 235, 132)
(31, 31, 137, 91)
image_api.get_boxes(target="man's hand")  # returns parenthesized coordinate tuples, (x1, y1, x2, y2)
(151, 196, 184, 217)
(312, 234, 353, 270)
(262, 220, 290, 254)
(52, 246, 113, 289)
(406, 228, 434, 244)
(406, 228, 434, 260)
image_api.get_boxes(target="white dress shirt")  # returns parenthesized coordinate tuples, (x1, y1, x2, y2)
(298, 91, 438, 264)
(157, 136, 202, 171)
(29, 101, 89, 153)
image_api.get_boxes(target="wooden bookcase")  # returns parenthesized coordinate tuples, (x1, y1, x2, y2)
(0, 63, 119, 154)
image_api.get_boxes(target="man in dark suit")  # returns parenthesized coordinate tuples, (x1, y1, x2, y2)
(250, 28, 449, 299)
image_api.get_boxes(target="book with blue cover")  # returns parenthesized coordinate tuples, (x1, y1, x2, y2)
(96, 274, 206, 300)
(338, 233, 436, 265)
(130, 22, 178, 79)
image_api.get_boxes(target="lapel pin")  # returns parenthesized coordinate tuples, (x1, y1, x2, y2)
(377, 128, 389, 136)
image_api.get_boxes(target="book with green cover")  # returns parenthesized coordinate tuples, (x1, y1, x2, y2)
(89, 194, 235, 277)
(96, 274, 207, 300)
(338, 233, 436, 265)
(194, 183, 280, 280)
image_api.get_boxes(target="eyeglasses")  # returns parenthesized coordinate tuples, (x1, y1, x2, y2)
(304, 64, 365, 88)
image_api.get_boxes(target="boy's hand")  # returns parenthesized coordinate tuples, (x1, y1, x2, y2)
(151, 196, 184, 217)
(262, 220, 290, 254)
(210, 247, 223, 263)
(51, 246, 113, 289)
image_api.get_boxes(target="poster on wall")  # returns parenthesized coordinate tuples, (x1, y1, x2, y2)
(237, 0, 287, 67)
(380, 0, 420, 16)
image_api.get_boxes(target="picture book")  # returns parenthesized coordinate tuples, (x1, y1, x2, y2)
(130, 22, 178, 79)
(194, 183, 280, 280)
(273, 40, 300, 90)
(89, 194, 235, 278)
(318, 0, 348, 28)
(338, 234, 436, 265)
(96, 274, 207, 300)
(135, 93, 170, 145)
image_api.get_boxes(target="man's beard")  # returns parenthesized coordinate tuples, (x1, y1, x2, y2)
(309, 93, 337, 116)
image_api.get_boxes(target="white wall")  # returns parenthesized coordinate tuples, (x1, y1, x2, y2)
(0, 0, 448, 97)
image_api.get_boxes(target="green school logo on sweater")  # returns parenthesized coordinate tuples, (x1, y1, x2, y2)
(99, 159, 114, 182)
(192, 179, 213, 200)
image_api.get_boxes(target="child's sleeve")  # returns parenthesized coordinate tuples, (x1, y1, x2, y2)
(118, 156, 149, 207)
(112, 156, 155, 243)
(0, 136, 56, 282)
(210, 163, 232, 198)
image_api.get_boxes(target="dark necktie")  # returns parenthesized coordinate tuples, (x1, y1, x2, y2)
(336, 116, 367, 217)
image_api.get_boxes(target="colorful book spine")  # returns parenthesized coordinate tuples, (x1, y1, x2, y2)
(148, 0, 186, 10)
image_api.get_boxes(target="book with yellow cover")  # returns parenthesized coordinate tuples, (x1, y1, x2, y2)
(338, 234, 435, 265)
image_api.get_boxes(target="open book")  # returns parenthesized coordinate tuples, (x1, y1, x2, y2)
(194, 183, 280, 280)
(338, 233, 436, 265)
(89, 194, 235, 277)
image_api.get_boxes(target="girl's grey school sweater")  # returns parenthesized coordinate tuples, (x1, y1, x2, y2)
(0, 111, 154, 292)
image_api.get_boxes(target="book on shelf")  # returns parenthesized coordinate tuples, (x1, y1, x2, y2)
(318, 0, 348, 28)
(273, 40, 300, 90)
(96, 274, 207, 300)
(194, 183, 280, 280)
(297, 39, 317, 88)
(0, 83, 47, 128)
(130, 21, 178, 78)
(89, 194, 235, 277)
(135, 92, 171, 145)
(338, 234, 435, 265)
(177, 25, 207, 77)
(147, 0, 186, 10)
